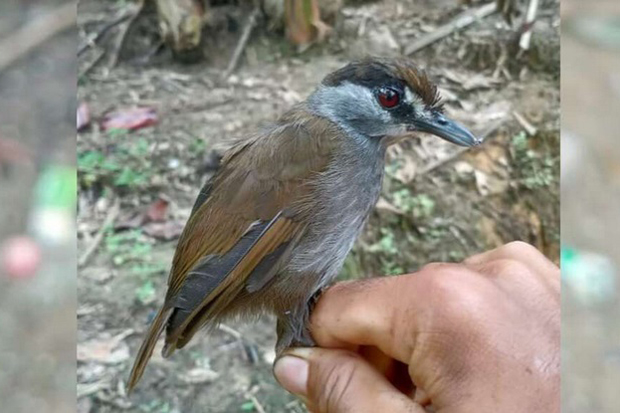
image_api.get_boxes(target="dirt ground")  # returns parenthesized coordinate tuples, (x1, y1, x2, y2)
(77, 1, 560, 412)
(561, 1, 620, 412)
(0, 1, 76, 412)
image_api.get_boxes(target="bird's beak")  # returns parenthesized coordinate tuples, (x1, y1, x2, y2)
(412, 113, 482, 147)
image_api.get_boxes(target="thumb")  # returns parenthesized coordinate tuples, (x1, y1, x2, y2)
(274, 348, 423, 413)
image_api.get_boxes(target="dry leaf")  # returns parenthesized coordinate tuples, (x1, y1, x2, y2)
(77, 102, 91, 131)
(375, 196, 404, 215)
(143, 221, 185, 240)
(77, 330, 133, 364)
(146, 198, 169, 222)
(454, 161, 474, 175)
(178, 367, 219, 384)
(101, 107, 158, 131)
(474, 170, 508, 196)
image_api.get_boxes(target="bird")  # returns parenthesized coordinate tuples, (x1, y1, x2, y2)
(126, 57, 481, 392)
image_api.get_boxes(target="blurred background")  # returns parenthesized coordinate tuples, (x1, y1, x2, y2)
(76, 0, 558, 412)
(0, 1, 76, 412)
(562, 0, 620, 412)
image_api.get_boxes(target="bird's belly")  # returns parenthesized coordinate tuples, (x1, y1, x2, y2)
(285, 170, 383, 289)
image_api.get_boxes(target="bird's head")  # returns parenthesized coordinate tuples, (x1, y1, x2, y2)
(308, 58, 481, 147)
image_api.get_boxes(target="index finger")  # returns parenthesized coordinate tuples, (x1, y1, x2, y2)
(309, 265, 485, 365)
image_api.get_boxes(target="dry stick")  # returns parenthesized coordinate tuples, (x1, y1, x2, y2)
(417, 119, 505, 178)
(79, 48, 106, 79)
(519, 0, 540, 50)
(110, 0, 146, 68)
(78, 11, 133, 57)
(222, 7, 260, 79)
(512, 110, 537, 136)
(247, 395, 267, 413)
(78, 198, 121, 268)
(405, 2, 497, 56)
(0, 2, 76, 73)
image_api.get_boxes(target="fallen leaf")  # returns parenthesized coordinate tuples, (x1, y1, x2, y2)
(454, 161, 474, 175)
(116, 197, 171, 230)
(77, 330, 133, 364)
(146, 198, 169, 222)
(178, 367, 219, 384)
(77, 102, 91, 131)
(474, 170, 508, 196)
(375, 196, 404, 215)
(101, 107, 158, 131)
(143, 221, 185, 240)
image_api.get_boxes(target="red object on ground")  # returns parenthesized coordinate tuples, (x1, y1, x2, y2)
(1, 236, 41, 280)
(101, 107, 158, 131)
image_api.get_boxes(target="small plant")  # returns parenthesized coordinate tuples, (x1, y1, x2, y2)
(511, 131, 558, 190)
(392, 189, 436, 219)
(104, 229, 153, 266)
(103, 228, 165, 304)
(77, 135, 155, 190)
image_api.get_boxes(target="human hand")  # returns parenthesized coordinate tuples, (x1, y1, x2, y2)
(274, 242, 560, 413)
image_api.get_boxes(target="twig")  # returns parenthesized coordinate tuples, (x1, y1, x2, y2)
(78, 198, 121, 268)
(222, 7, 260, 79)
(519, 0, 540, 50)
(248, 394, 267, 413)
(416, 119, 505, 178)
(0, 2, 76, 73)
(512, 110, 537, 136)
(405, 3, 497, 56)
(218, 323, 242, 340)
(110, 0, 146, 68)
(79, 48, 106, 79)
(78, 11, 133, 57)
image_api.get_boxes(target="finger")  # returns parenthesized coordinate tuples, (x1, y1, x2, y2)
(309, 267, 486, 365)
(274, 347, 424, 413)
(464, 241, 560, 287)
(309, 276, 415, 363)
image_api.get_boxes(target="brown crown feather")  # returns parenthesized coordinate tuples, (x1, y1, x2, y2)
(323, 57, 443, 112)
(390, 59, 443, 112)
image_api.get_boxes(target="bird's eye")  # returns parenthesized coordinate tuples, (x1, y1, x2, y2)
(377, 88, 401, 109)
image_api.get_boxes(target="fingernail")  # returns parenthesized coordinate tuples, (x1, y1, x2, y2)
(274, 355, 309, 396)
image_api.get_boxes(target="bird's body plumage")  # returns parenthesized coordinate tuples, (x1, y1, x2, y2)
(127, 58, 480, 392)
(127, 105, 385, 390)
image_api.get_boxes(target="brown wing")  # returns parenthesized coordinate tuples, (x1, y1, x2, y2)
(126, 110, 339, 392)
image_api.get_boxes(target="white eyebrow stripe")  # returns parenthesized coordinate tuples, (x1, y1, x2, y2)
(404, 86, 427, 116)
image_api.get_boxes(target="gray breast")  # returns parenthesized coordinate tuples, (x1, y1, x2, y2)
(288, 137, 386, 286)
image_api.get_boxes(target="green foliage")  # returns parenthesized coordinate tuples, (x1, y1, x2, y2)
(392, 189, 435, 219)
(104, 228, 166, 304)
(367, 228, 398, 255)
(104, 229, 153, 266)
(511, 131, 558, 190)
(240, 401, 255, 411)
(77, 136, 154, 189)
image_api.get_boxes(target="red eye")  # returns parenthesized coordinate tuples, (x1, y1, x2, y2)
(378, 88, 400, 108)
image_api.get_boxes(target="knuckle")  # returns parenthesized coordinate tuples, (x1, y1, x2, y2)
(486, 258, 531, 278)
(417, 263, 472, 300)
(501, 240, 537, 257)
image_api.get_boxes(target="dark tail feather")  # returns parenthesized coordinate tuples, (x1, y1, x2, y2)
(126, 307, 172, 393)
